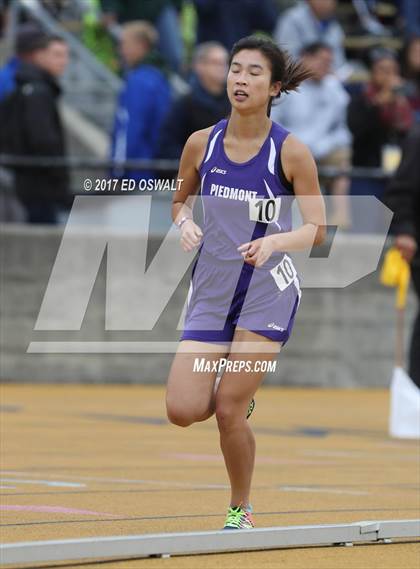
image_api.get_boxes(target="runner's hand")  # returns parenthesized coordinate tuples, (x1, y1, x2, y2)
(238, 237, 275, 267)
(180, 219, 203, 252)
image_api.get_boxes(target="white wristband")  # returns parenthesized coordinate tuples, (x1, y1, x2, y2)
(177, 216, 192, 229)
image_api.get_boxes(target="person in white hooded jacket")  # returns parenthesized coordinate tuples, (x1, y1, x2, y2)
(271, 41, 352, 226)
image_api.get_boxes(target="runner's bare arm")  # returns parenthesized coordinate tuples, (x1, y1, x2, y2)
(238, 135, 326, 262)
(272, 134, 326, 250)
(172, 127, 212, 225)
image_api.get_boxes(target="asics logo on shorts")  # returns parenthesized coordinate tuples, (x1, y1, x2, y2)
(267, 322, 285, 331)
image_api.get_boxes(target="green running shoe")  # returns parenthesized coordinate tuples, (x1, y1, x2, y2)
(246, 398, 255, 419)
(223, 505, 255, 530)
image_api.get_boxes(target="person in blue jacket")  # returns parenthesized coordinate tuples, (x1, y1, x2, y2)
(110, 21, 171, 181)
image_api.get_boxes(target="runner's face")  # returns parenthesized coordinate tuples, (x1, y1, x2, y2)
(227, 49, 280, 114)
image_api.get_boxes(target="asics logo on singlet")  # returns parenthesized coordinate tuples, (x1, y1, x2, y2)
(211, 166, 227, 174)
(267, 322, 285, 331)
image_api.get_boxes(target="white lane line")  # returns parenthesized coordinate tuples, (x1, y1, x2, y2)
(279, 486, 369, 496)
(0, 471, 229, 489)
(301, 450, 419, 461)
(0, 478, 86, 488)
(302, 450, 367, 458)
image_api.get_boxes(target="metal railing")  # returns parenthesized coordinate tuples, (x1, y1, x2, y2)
(0, 155, 392, 180)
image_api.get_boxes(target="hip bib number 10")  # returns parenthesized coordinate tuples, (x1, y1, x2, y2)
(270, 255, 297, 291)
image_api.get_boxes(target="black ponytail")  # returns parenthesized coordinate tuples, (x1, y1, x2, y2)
(280, 52, 313, 93)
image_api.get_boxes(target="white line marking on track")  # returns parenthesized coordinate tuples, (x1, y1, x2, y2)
(279, 486, 369, 496)
(301, 449, 419, 461)
(0, 471, 229, 489)
(0, 478, 86, 488)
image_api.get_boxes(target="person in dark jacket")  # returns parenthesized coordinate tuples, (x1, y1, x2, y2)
(385, 124, 420, 387)
(158, 42, 229, 159)
(110, 21, 171, 181)
(401, 35, 420, 120)
(347, 48, 413, 232)
(0, 23, 50, 102)
(13, 35, 70, 224)
(348, 49, 413, 171)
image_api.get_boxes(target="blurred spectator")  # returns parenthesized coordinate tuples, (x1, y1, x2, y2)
(100, 0, 184, 73)
(0, 0, 9, 39)
(110, 21, 171, 181)
(81, 0, 119, 71)
(348, 49, 413, 170)
(352, 0, 391, 36)
(41, 0, 81, 19)
(158, 42, 229, 159)
(399, 0, 420, 38)
(0, 23, 49, 101)
(274, 0, 346, 72)
(0, 24, 48, 223)
(385, 124, 420, 386)
(347, 48, 413, 231)
(11, 35, 71, 223)
(193, 0, 278, 51)
(401, 36, 420, 120)
(271, 42, 352, 226)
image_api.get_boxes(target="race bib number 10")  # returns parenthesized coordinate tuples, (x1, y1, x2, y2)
(270, 255, 297, 292)
(249, 197, 281, 224)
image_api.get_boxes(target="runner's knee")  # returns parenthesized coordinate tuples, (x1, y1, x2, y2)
(166, 400, 211, 427)
(215, 397, 245, 431)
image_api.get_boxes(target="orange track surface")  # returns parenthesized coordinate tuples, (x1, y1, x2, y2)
(1, 385, 419, 568)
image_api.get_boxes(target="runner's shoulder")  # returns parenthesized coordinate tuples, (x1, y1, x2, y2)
(282, 133, 314, 165)
(186, 127, 213, 153)
(184, 126, 214, 168)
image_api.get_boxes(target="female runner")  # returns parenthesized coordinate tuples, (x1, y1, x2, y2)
(166, 36, 326, 530)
